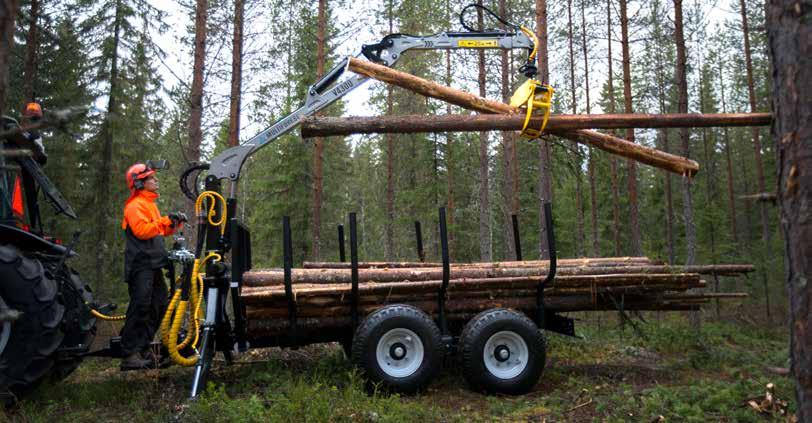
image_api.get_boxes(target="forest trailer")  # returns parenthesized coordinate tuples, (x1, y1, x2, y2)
(170, 4, 567, 397)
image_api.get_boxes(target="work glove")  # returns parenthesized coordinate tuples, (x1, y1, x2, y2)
(168, 211, 188, 227)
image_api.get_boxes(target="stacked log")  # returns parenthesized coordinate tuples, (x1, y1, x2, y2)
(241, 257, 753, 337)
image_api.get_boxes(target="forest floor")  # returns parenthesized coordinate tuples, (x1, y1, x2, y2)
(3, 309, 797, 422)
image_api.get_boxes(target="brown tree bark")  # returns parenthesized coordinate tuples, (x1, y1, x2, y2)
(740, 0, 770, 243)
(0, 0, 21, 116)
(607, 0, 621, 257)
(767, 0, 811, 415)
(619, 0, 642, 256)
(536, 0, 553, 259)
(227, 0, 243, 148)
(674, 0, 696, 266)
(344, 59, 702, 177)
(477, 1, 492, 262)
(301, 113, 771, 136)
(310, 0, 327, 260)
(21, 0, 37, 104)
(188, 0, 207, 179)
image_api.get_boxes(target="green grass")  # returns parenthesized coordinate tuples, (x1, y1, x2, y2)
(2, 313, 796, 422)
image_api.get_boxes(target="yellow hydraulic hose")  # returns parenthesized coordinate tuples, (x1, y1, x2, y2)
(159, 190, 228, 366)
(195, 191, 228, 235)
(88, 307, 126, 321)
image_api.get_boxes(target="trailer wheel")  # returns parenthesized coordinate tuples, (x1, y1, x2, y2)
(459, 308, 546, 395)
(351, 304, 443, 394)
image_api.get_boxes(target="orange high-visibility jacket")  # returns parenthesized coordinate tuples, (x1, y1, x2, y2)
(122, 190, 177, 239)
(121, 190, 180, 281)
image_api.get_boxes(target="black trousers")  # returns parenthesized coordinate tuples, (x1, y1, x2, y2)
(120, 268, 168, 356)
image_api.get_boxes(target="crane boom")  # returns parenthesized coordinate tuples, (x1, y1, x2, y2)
(207, 29, 537, 182)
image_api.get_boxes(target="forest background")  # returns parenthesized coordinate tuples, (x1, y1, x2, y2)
(3, 0, 780, 320)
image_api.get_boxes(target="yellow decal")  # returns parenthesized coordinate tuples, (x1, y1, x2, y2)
(458, 39, 498, 48)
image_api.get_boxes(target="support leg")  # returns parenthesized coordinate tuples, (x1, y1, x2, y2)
(190, 286, 219, 398)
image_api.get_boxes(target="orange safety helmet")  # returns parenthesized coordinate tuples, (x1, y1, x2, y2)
(23, 102, 43, 119)
(125, 163, 156, 191)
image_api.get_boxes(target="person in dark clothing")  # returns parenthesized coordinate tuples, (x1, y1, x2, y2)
(120, 162, 186, 370)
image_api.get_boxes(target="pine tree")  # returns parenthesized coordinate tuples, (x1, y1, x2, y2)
(76, 0, 166, 295)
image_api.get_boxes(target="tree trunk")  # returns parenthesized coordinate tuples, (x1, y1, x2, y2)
(619, 0, 642, 256)
(0, 0, 20, 116)
(767, 0, 811, 416)
(499, 0, 516, 260)
(384, 4, 394, 262)
(673, 0, 696, 266)
(22, 0, 37, 104)
(344, 59, 702, 177)
(740, 0, 770, 243)
(302, 113, 771, 136)
(582, 0, 598, 257)
(188, 0, 207, 178)
(718, 57, 738, 244)
(477, 1, 491, 262)
(653, 18, 676, 266)
(567, 0, 585, 257)
(310, 0, 327, 260)
(446, 50, 454, 254)
(607, 0, 621, 257)
(227, 0, 243, 148)
(536, 0, 553, 259)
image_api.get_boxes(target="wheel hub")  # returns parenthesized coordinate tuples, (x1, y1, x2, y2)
(390, 342, 407, 360)
(483, 331, 529, 379)
(494, 345, 510, 362)
(376, 328, 425, 378)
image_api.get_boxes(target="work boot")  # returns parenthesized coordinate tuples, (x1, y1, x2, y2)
(120, 353, 154, 371)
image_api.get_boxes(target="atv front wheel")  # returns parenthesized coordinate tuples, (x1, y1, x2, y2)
(0, 244, 96, 405)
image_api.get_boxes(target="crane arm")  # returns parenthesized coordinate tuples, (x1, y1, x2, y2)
(206, 8, 539, 183)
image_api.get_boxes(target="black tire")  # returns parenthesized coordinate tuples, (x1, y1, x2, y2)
(351, 304, 443, 394)
(459, 308, 546, 395)
(49, 267, 96, 381)
(0, 244, 95, 405)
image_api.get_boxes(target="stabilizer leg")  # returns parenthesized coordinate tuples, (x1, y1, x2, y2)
(190, 286, 219, 398)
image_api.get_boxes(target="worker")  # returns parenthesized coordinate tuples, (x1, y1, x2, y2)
(120, 162, 187, 370)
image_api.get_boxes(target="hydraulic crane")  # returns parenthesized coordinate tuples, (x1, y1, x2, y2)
(173, 4, 557, 398)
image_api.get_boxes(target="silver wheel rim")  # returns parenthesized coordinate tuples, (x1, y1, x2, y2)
(375, 328, 424, 378)
(483, 331, 528, 379)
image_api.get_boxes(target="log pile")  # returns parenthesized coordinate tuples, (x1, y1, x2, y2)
(241, 257, 753, 336)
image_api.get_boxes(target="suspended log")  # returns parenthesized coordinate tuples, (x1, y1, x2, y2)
(300, 113, 772, 136)
(242, 264, 750, 287)
(346, 58, 699, 176)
